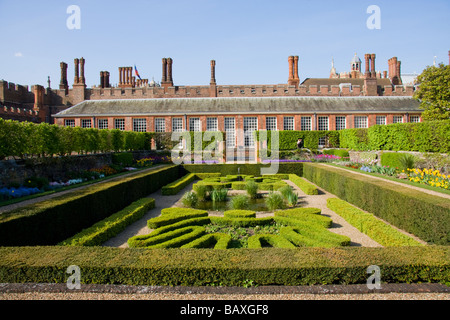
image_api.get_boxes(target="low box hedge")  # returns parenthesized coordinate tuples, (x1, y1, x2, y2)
(161, 173, 197, 195)
(128, 226, 206, 249)
(247, 234, 296, 249)
(59, 197, 156, 246)
(182, 163, 304, 177)
(280, 226, 351, 248)
(1, 246, 448, 286)
(274, 209, 332, 228)
(327, 198, 423, 247)
(147, 208, 208, 229)
(181, 233, 231, 249)
(303, 163, 450, 245)
(288, 174, 319, 195)
(0, 165, 181, 246)
(223, 210, 257, 219)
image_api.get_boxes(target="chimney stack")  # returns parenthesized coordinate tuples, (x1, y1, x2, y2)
(74, 58, 79, 84)
(370, 54, 376, 78)
(59, 62, 68, 94)
(210, 60, 216, 85)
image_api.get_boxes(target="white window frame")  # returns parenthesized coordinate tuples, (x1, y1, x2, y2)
(206, 117, 218, 131)
(81, 119, 92, 128)
(114, 118, 125, 131)
(65, 119, 75, 127)
(301, 116, 312, 131)
(225, 117, 236, 147)
(354, 116, 368, 129)
(265, 116, 277, 131)
(393, 115, 403, 124)
(283, 116, 294, 131)
(376, 116, 386, 125)
(244, 117, 258, 147)
(155, 118, 166, 133)
(172, 117, 183, 132)
(318, 116, 329, 131)
(98, 119, 108, 130)
(335, 116, 346, 130)
(189, 117, 201, 132)
(409, 115, 420, 123)
(133, 118, 147, 132)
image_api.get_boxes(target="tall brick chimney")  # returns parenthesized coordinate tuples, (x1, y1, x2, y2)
(79, 57, 86, 85)
(210, 60, 217, 97)
(294, 56, 299, 85)
(370, 54, 376, 78)
(161, 57, 174, 89)
(364, 54, 371, 78)
(59, 62, 68, 94)
(288, 56, 294, 85)
(210, 60, 216, 85)
(161, 58, 167, 83)
(74, 58, 79, 84)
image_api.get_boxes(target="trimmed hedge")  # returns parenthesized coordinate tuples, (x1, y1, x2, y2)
(223, 210, 257, 219)
(128, 226, 206, 249)
(323, 149, 350, 158)
(247, 234, 296, 249)
(280, 226, 351, 248)
(340, 120, 450, 152)
(288, 174, 319, 195)
(327, 198, 423, 247)
(0, 165, 181, 246)
(182, 163, 303, 177)
(274, 209, 332, 229)
(59, 197, 155, 246)
(0, 118, 153, 159)
(303, 163, 450, 245)
(162, 173, 197, 195)
(181, 233, 232, 249)
(1, 246, 448, 286)
(147, 208, 208, 229)
(255, 130, 340, 150)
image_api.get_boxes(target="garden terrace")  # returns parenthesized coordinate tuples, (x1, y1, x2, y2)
(0, 162, 448, 287)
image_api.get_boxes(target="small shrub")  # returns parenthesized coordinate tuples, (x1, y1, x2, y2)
(265, 192, 286, 211)
(229, 194, 250, 210)
(211, 188, 228, 202)
(398, 154, 416, 171)
(195, 184, 209, 201)
(286, 192, 298, 207)
(245, 180, 259, 199)
(181, 191, 198, 208)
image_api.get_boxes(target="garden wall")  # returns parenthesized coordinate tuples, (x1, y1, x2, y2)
(303, 162, 450, 245)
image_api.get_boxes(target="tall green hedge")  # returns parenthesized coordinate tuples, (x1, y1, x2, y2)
(0, 246, 448, 286)
(0, 118, 153, 159)
(0, 165, 181, 246)
(340, 120, 450, 152)
(255, 130, 340, 150)
(303, 163, 450, 245)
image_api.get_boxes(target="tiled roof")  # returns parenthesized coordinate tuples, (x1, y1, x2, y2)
(54, 96, 421, 117)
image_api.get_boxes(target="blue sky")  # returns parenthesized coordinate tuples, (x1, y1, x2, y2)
(0, 0, 449, 88)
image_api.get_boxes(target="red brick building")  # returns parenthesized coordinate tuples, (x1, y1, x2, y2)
(2, 53, 425, 134)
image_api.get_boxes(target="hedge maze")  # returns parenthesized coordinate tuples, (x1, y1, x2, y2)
(127, 207, 351, 249)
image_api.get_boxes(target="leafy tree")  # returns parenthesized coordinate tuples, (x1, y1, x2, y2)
(414, 63, 450, 121)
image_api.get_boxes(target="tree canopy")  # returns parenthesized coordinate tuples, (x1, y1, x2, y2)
(413, 63, 450, 121)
